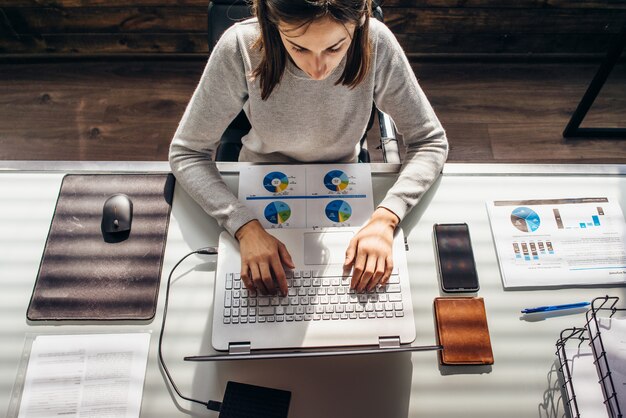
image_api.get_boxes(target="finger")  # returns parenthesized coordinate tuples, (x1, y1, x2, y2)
(270, 257, 288, 296)
(379, 256, 394, 287)
(344, 240, 357, 268)
(278, 242, 295, 269)
(240, 263, 254, 291)
(259, 262, 276, 295)
(357, 255, 376, 292)
(350, 251, 367, 290)
(250, 263, 268, 295)
(367, 256, 386, 291)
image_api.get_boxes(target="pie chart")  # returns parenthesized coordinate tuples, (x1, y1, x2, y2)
(264, 201, 291, 224)
(323, 170, 350, 192)
(325, 200, 352, 223)
(511, 207, 540, 232)
(263, 171, 289, 193)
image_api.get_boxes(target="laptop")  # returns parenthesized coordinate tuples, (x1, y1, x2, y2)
(210, 227, 416, 354)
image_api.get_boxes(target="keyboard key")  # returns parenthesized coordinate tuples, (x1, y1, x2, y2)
(258, 297, 270, 306)
(224, 308, 231, 317)
(389, 294, 402, 302)
(224, 318, 231, 324)
(259, 307, 275, 316)
(386, 284, 401, 293)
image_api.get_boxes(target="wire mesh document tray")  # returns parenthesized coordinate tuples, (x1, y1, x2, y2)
(556, 296, 625, 418)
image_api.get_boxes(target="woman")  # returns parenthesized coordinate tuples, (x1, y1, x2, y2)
(169, 0, 448, 297)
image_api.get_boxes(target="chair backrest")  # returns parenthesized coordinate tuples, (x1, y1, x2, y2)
(208, 0, 252, 54)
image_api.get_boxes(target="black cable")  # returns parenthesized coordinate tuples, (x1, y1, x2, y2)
(158, 247, 220, 411)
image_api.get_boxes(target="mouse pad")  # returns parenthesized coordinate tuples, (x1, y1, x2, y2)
(27, 174, 175, 321)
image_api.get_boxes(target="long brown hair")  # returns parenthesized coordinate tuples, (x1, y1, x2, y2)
(251, 0, 372, 100)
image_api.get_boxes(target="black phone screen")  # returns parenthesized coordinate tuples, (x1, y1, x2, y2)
(434, 223, 479, 292)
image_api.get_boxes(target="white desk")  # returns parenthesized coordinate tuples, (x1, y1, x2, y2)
(1, 163, 625, 418)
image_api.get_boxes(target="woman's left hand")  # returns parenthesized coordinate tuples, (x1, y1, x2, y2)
(344, 207, 400, 292)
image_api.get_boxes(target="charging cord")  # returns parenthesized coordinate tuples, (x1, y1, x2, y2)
(157, 246, 222, 412)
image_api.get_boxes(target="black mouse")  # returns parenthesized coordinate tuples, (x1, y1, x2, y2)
(102, 193, 133, 234)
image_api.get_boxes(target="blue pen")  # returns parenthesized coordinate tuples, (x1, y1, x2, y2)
(521, 302, 590, 314)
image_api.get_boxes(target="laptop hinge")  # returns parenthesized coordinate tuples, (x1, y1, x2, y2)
(379, 336, 401, 349)
(228, 342, 251, 355)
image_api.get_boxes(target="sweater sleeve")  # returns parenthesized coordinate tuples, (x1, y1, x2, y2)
(169, 25, 256, 236)
(372, 22, 449, 221)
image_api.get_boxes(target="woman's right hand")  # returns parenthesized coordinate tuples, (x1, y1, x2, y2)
(235, 220, 294, 296)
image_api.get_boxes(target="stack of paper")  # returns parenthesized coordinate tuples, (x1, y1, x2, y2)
(17, 333, 150, 418)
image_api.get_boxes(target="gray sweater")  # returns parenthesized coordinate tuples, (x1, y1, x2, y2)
(169, 18, 448, 236)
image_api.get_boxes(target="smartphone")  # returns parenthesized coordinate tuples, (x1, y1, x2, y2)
(433, 223, 479, 293)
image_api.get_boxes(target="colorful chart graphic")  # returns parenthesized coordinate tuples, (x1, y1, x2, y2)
(323, 170, 350, 192)
(511, 207, 541, 233)
(325, 200, 352, 223)
(263, 171, 289, 193)
(264, 201, 291, 224)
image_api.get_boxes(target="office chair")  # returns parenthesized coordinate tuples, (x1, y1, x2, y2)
(207, 0, 400, 163)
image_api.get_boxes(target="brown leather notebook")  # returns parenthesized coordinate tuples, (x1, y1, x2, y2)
(434, 297, 494, 365)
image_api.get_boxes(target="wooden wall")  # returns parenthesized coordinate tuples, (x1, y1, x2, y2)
(1, 0, 625, 56)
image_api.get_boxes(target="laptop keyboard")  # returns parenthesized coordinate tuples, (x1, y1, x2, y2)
(222, 270, 404, 325)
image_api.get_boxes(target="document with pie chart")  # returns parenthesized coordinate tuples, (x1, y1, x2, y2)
(238, 164, 374, 229)
(486, 197, 626, 288)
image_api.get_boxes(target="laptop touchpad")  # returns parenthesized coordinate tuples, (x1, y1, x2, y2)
(304, 231, 354, 265)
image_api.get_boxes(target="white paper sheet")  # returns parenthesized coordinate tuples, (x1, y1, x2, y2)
(590, 316, 626, 416)
(564, 346, 609, 417)
(486, 197, 626, 287)
(239, 164, 374, 229)
(18, 333, 150, 418)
